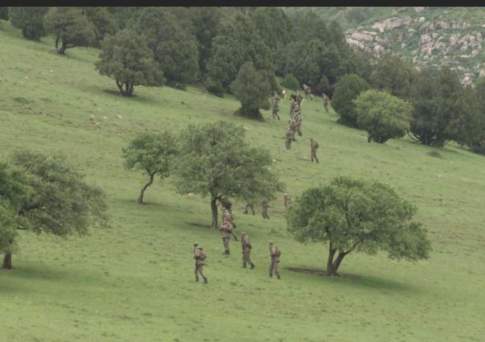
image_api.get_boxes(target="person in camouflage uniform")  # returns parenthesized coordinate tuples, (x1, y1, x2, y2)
(303, 84, 313, 101)
(322, 93, 330, 112)
(240, 232, 255, 269)
(289, 94, 298, 119)
(243, 202, 256, 215)
(193, 244, 208, 284)
(310, 138, 319, 163)
(283, 193, 291, 209)
(293, 112, 303, 137)
(285, 124, 296, 150)
(271, 93, 281, 120)
(219, 202, 237, 254)
(268, 242, 281, 279)
(261, 199, 270, 219)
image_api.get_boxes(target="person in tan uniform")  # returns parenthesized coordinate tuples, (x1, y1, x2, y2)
(268, 242, 281, 279)
(310, 138, 319, 163)
(193, 244, 208, 284)
(240, 232, 255, 269)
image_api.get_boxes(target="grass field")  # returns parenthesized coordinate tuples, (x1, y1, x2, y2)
(1, 21, 485, 342)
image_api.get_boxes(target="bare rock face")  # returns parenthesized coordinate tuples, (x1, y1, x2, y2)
(344, 9, 485, 85)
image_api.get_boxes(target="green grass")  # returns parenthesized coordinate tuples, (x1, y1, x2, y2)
(1, 21, 485, 342)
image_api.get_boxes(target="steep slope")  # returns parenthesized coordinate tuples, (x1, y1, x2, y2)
(1, 21, 485, 342)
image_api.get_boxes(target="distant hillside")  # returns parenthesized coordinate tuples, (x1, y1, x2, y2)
(287, 7, 485, 85)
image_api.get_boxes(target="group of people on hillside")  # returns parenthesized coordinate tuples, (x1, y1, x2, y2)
(193, 84, 331, 285)
(272, 85, 327, 163)
(193, 200, 281, 284)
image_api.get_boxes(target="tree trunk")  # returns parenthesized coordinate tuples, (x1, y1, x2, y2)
(57, 42, 66, 55)
(331, 252, 347, 276)
(2, 252, 12, 270)
(137, 172, 155, 204)
(210, 195, 218, 229)
(326, 243, 337, 276)
(120, 82, 134, 97)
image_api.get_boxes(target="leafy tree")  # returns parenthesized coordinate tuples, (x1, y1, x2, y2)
(0, 204, 17, 262)
(45, 7, 96, 55)
(251, 7, 292, 56)
(9, 7, 48, 41)
(355, 90, 413, 143)
(188, 7, 223, 76)
(134, 8, 199, 88)
(332, 74, 370, 127)
(0, 7, 8, 20)
(288, 177, 431, 276)
(82, 7, 116, 47)
(281, 73, 300, 91)
(230, 62, 272, 120)
(95, 29, 164, 97)
(206, 13, 275, 95)
(369, 54, 417, 99)
(409, 67, 464, 147)
(122, 131, 178, 204)
(1, 151, 108, 269)
(175, 121, 282, 229)
(453, 79, 485, 154)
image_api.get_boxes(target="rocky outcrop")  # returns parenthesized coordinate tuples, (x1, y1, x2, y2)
(345, 9, 485, 85)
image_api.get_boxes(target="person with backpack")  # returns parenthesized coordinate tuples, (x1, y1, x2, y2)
(241, 232, 255, 269)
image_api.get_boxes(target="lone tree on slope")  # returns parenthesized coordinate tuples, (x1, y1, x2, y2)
(122, 131, 178, 204)
(45, 7, 95, 55)
(0, 150, 108, 270)
(354, 89, 413, 144)
(96, 29, 164, 97)
(287, 176, 431, 276)
(175, 121, 282, 229)
(230, 61, 272, 120)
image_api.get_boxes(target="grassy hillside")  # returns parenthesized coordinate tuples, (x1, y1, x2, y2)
(1, 21, 485, 342)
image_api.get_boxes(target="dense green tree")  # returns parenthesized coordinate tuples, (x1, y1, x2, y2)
(251, 8, 292, 54)
(175, 121, 282, 229)
(45, 7, 96, 55)
(369, 54, 417, 99)
(230, 62, 272, 120)
(409, 67, 464, 147)
(288, 177, 431, 276)
(122, 131, 178, 204)
(189, 7, 223, 76)
(355, 90, 413, 143)
(9, 7, 48, 41)
(95, 29, 164, 97)
(1, 151, 108, 269)
(206, 13, 275, 95)
(0, 7, 8, 20)
(82, 7, 116, 47)
(332, 74, 370, 127)
(0, 204, 18, 263)
(134, 8, 199, 88)
(453, 79, 485, 154)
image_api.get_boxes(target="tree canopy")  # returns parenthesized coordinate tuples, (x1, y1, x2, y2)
(122, 131, 178, 204)
(288, 177, 431, 276)
(96, 29, 164, 96)
(355, 89, 413, 143)
(332, 74, 370, 127)
(1, 150, 108, 269)
(9, 7, 48, 41)
(174, 121, 282, 228)
(45, 7, 96, 55)
(230, 62, 272, 120)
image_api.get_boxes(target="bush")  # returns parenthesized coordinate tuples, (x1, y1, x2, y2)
(281, 73, 300, 91)
(332, 73, 370, 127)
(354, 90, 413, 143)
(9, 7, 48, 41)
(230, 62, 271, 120)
